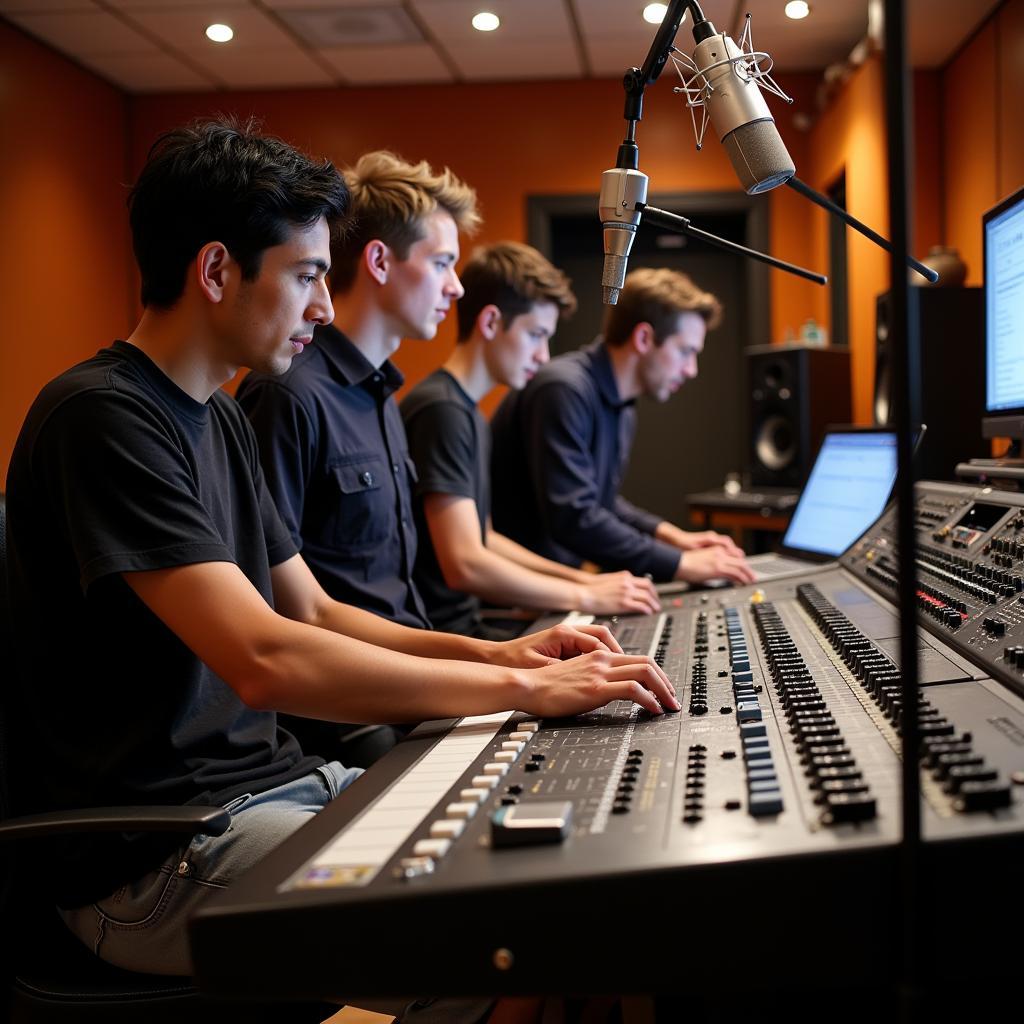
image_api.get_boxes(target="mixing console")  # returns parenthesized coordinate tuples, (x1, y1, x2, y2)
(191, 481, 1024, 1005)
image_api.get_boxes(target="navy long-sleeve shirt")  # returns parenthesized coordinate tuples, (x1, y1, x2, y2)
(236, 324, 429, 628)
(489, 341, 681, 582)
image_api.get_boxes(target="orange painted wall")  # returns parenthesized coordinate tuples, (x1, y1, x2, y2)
(125, 74, 819, 413)
(0, 20, 133, 487)
(943, 19, 999, 284)
(790, 57, 943, 426)
(943, 0, 1024, 285)
(3, 3, 1019, 483)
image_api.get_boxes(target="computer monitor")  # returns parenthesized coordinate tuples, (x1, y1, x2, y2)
(983, 184, 1024, 446)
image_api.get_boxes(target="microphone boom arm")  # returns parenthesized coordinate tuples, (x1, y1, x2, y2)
(641, 205, 828, 285)
(786, 176, 939, 283)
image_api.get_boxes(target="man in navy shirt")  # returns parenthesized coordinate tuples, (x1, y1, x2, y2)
(237, 151, 478, 629)
(490, 267, 755, 587)
(5, 118, 678, 990)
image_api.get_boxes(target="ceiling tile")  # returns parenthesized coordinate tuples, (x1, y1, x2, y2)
(125, 4, 296, 52)
(261, 0, 402, 8)
(189, 45, 335, 89)
(3, 8, 158, 55)
(100, 0, 218, 9)
(319, 42, 453, 84)
(573, 0, 733, 37)
(0, 1, 96, 11)
(448, 38, 582, 81)
(75, 48, 214, 91)
(411, 0, 573, 42)
(586, 33, 667, 78)
(277, 5, 423, 48)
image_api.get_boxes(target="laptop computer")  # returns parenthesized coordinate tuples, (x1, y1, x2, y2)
(743, 425, 910, 581)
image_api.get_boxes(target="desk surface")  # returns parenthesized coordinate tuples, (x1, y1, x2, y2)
(686, 487, 800, 513)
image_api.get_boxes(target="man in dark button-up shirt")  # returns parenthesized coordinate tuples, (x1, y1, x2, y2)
(491, 267, 756, 587)
(238, 150, 482, 628)
(238, 322, 427, 626)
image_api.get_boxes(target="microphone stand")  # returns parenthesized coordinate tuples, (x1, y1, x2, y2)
(610, 0, 826, 287)
(882, 0, 923, 1020)
(613, 0, 937, 286)
(612, 0, 927, 1019)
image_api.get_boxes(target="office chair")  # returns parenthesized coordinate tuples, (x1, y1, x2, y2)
(0, 494, 332, 1022)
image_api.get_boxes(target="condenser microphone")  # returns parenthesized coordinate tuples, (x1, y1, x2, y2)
(690, 19, 794, 194)
(599, 165, 648, 304)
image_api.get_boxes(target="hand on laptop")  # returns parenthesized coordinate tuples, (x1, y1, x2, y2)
(674, 546, 757, 586)
(655, 520, 743, 557)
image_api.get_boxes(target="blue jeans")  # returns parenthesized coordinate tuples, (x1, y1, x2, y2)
(61, 761, 362, 977)
(60, 761, 495, 1022)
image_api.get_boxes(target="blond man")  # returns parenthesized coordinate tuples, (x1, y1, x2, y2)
(238, 151, 479, 627)
(490, 267, 755, 586)
(401, 242, 661, 638)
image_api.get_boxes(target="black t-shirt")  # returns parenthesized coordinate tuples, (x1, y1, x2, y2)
(401, 370, 489, 635)
(5, 341, 319, 906)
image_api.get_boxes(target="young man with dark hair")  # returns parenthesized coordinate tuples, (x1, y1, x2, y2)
(401, 242, 662, 638)
(5, 120, 678, 986)
(490, 267, 756, 587)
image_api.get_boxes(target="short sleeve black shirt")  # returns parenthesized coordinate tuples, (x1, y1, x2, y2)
(236, 324, 429, 629)
(400, 370, 489, 634)
(5, 341, 318, 907)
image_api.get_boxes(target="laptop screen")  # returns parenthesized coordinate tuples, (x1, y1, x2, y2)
(781, 430, 899, 557)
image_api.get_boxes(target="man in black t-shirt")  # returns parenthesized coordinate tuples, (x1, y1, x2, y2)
(401, 242, 661, 637)
(5, 120, 679, 985)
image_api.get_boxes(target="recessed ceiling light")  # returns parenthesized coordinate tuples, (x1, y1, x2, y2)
(643, 3, 668, 24)
(205, 23, 234, 43)
(785, 1, 810, 19)
(471, 12, 500, 32)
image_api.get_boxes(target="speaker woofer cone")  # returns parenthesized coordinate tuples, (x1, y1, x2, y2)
(755, 414, 796, 471)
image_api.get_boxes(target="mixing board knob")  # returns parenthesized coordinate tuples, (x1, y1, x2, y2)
(955, 781, 1013, 812)
(821, 792, 877, 823)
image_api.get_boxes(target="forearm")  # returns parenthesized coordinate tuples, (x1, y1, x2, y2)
(442, 545, 583, 613)
(307, 598, 499, 664)
(654, 520, 686, 548)
(252, 617, 530, 723)
(487, 530, 591, 583)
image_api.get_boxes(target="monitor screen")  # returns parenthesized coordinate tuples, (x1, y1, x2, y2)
(985, 186, 1024, 414)
(782, 431, 898, 557)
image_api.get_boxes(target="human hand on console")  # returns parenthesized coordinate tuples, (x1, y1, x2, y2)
(522, 649, 681, 718)
(674, 545, 757, 586)
(485, 622, 624, 670)
(678, 529, 743, 554)
(656, 521, 742, 556)
(577, 571, 661, 616)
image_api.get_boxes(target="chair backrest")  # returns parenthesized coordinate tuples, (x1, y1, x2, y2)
(1, 494, 15, 981)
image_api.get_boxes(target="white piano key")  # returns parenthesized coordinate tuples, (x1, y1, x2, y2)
(412, 838, 451, 858)
(430, 819, 465, 839)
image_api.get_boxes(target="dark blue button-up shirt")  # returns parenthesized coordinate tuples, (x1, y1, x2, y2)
(490, 341, 681, 581)
(236, 324, 429, 628)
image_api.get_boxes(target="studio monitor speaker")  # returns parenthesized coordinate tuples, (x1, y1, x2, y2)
(874, 287, 983, 480)
(747, 344, 852, 488)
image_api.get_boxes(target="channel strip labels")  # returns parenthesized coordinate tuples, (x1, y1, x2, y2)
(288, 711, 512, 890)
